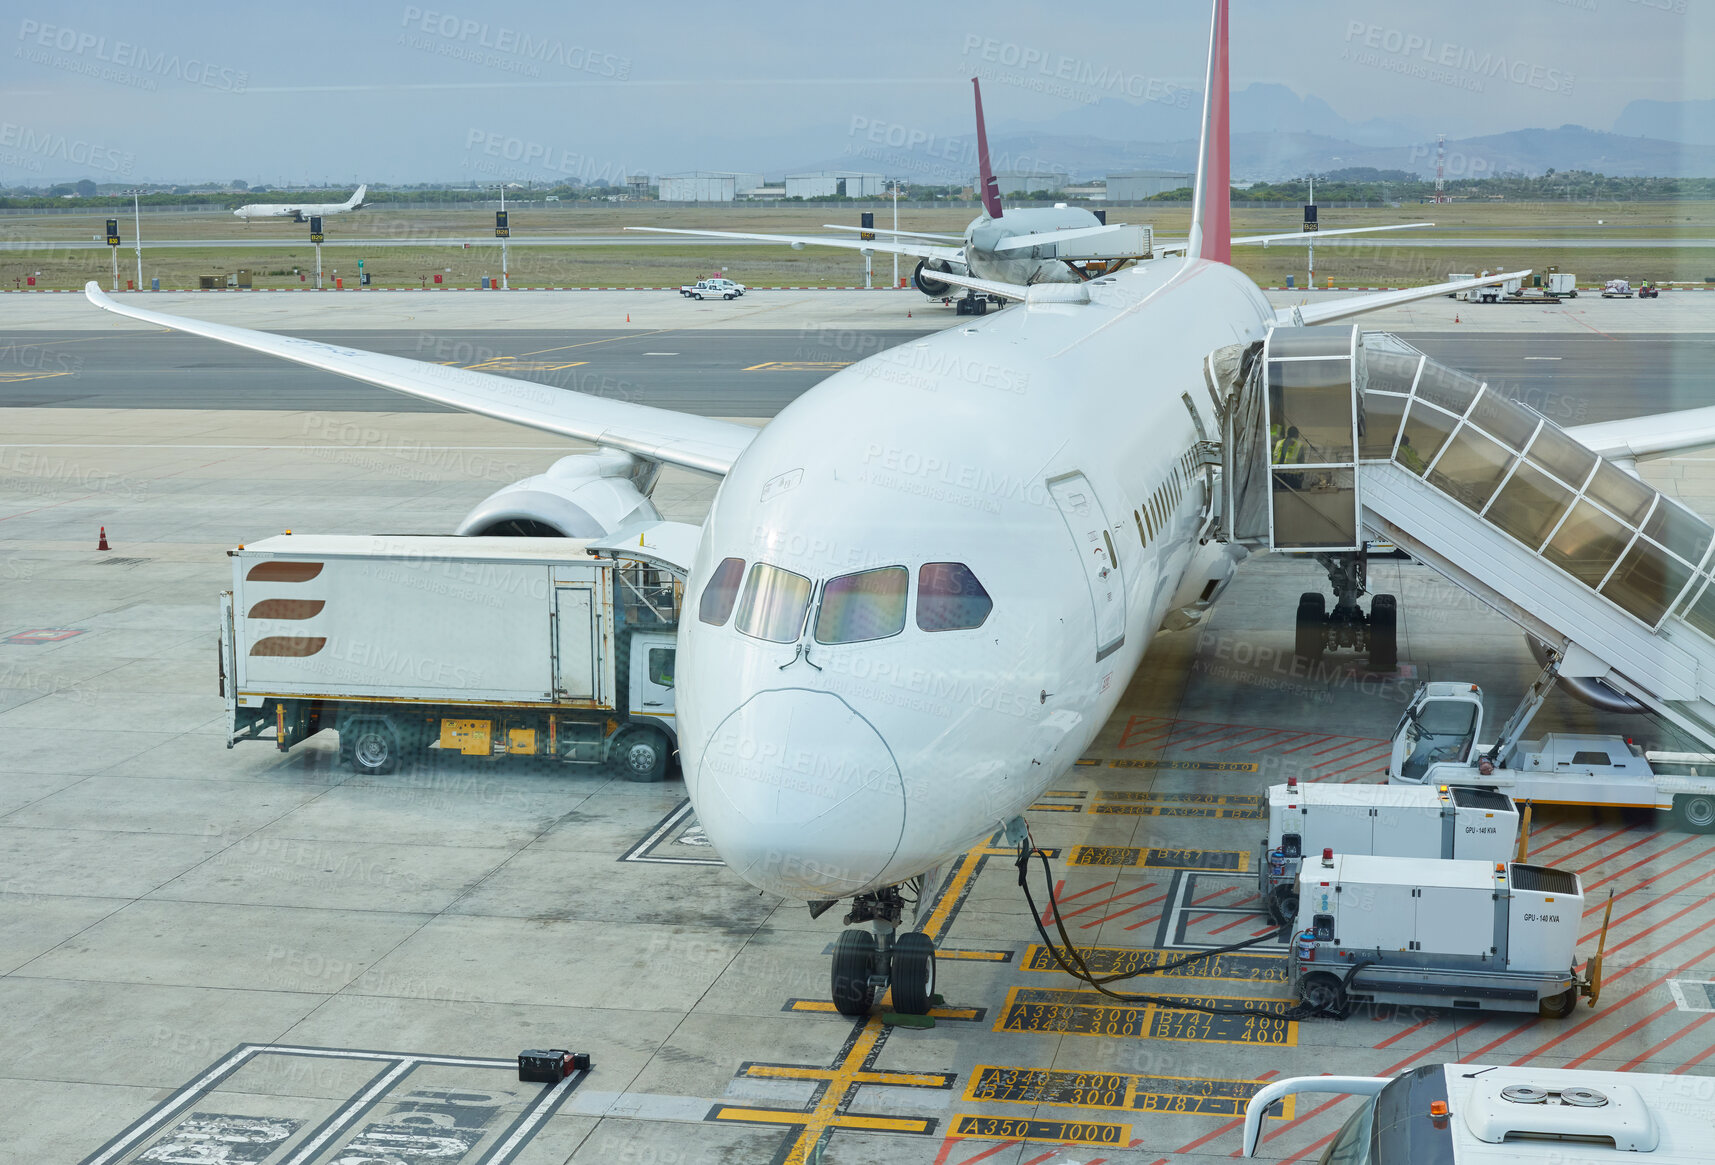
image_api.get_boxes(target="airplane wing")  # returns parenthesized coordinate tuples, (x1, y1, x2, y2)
(81, 283, 757, 477)
(989, 223, 1140, 252)
(1566, 409, 1715, 462)
(1274, 269, 1532, 326)
(820, 224, 964, 241)
(624, 226, 964, 264)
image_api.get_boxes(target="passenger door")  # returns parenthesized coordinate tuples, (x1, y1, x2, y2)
(1047, 471, 1126, 660)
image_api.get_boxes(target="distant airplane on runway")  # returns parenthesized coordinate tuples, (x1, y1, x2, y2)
(234, 185, 367, 223)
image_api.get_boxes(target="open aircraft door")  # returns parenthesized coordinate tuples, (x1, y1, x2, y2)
(1047, 471, 1126, 660)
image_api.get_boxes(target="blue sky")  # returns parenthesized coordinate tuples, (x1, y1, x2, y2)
(2, 0, 1707, 185)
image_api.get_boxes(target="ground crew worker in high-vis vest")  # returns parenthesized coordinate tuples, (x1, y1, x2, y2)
(1274, 426, 1306, 487)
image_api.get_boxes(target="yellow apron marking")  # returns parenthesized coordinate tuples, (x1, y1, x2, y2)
(1069, 846, 1251, 872)
(948, 1115, 1126, 1147)
(965, 1063, 1296, 1119)
(995, 986, 1296, 1046)
(743, 360, 852, 371)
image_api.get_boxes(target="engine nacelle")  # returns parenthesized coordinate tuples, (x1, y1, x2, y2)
(913, 259, 954, 298)
(455, 449, 661, 537)
(1161, 542, 1248, 631)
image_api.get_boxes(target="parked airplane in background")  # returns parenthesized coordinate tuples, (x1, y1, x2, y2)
(627, 79, 1155, 311)
(234, 185, 367, 222)
(85, 0, 1685, 1019)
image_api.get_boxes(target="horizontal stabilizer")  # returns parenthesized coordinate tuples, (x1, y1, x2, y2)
(623, 226, 962, 264)
(1235, 222, 1432, 247)
(1276, 269, 1532, 327)
(991, 223, 1153, 260)
(821, 224, 963, 241)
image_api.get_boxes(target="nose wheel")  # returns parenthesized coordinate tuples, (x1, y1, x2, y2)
(828, 885, 939, 1016)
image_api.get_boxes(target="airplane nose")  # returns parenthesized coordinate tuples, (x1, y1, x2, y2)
(695, 689, 905, 899)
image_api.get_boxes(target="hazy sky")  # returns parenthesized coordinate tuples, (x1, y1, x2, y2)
(3, 0, 1707, 186)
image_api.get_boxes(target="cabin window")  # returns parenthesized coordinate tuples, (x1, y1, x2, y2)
(733, 563, 813, 643)
(815, 566, 908, 644)
(1134, 509, 1147, 547)
(917, 562, 993, 632)
(698, 557, 746, 626)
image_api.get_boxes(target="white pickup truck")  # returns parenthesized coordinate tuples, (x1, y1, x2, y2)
(679, 278, 746, 299)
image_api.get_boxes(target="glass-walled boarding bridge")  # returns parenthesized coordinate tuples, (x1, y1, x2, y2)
(1229, 324, 1715, 744)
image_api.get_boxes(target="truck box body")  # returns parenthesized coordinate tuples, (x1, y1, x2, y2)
(230, 535, 614, 707)
(1290, 855, 1583, 1013)
(1258, 783, 1517, 916)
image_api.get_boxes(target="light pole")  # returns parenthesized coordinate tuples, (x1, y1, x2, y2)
(122, 188, 145, 288)
(496, 183, 509, 290)
(891, 180, 900, 287)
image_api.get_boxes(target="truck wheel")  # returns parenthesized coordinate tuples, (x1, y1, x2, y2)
(1300, 972, 1345, 1015)
(1368, 594, 1398, 671)
(610, 728, 669, 782)
(1295, 592, 1326, 661)
(342, 718, 399, 775)
(1538, 988, 1577, 1019)
(831, 930, 877, 1016)
(1271, 887, 1299, 923)
(1674, 794, 1715, 833)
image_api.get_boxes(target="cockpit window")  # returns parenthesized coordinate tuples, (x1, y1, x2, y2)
(733, 562, 813, 643)
(698, 557, 746, 626)
(916, 562, 993, 631)
(815, 566, 907, 644)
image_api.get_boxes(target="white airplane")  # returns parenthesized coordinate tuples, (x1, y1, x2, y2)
(234, 185, 368, 222)
(81, 0, 1696, 1017)
(626, 78, 1428, 313)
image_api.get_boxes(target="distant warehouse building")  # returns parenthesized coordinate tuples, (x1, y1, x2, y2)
(1107, 171, 1193, 200)
(993, 171, 1068, 195)
(658, 171, 766, 201)
(784, 171, 884, 199)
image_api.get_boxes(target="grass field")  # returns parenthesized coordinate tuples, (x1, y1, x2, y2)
(2, 201, 1709, 292)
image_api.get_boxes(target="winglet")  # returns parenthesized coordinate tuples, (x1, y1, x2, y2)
(971, 77, 1003, 220)
(1188, 0, 1230, 264)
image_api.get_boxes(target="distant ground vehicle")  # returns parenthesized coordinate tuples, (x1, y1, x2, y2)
(1639, 281, 1660, 298)
(1243, 1062, 1702, 1162)
(680, 277, 746, 299)
(1257, 779, 1518, 922)
(1387, 680, 1715, 832)
(1289, 854, 1597, 1017)
(1455, 271, 1521, 303)
(221, 535, 681, 779)
(1601, 279, 1634, 298)
(1545, 271, 1578, 297)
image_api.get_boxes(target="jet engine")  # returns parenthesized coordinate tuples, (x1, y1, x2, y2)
(913, 259, 956, 298)
(455, 448, 662, 537)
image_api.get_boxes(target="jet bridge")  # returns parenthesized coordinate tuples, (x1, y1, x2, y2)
(1217, 325, 1715, 753)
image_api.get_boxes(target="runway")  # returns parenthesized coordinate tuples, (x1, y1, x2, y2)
(2, 326, 1711, 425)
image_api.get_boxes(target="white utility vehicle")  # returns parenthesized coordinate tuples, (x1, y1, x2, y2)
(1289, 854, 1599, 1017)
(221, 534, 681, 779)
(1243, 1062, 1705, 1163)
(679, 277, 746, 299)
(1387, 677, 1715, 832)
(1257, 779, 1518, 921)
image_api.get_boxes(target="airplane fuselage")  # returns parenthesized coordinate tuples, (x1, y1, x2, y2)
(678, 255, 1276, 900)
(962, 205, 1106, 285)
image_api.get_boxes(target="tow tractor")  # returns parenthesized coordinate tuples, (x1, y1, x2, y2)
(1386, 656, 1715, 833)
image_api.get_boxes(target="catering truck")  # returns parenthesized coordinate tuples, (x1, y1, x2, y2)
(1288, 854, 1601, 1018)
(1243, 1063, 1702, 1163)
(1388, 679, 1715, 832)
(1257, 778, 1519, 922)
(219, 534, 681, 779)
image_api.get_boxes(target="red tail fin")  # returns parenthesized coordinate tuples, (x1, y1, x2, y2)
(1189, 0, 1230, 263)
(971, 77, 1003, 219)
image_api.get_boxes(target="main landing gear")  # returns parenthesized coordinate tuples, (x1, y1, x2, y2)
(827, 882, 937, 1016)
(1294, 552, 1398, 670)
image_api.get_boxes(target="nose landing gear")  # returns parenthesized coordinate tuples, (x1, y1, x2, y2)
(827, 884, 938, 1017)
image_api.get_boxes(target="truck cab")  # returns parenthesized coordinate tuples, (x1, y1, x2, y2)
(1389, 682, 1483, 783)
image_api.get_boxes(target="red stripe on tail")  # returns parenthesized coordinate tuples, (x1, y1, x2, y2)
(971, 77, 1004, 220)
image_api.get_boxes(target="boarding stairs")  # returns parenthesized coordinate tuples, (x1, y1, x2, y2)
(1222, 325, 1715, 752)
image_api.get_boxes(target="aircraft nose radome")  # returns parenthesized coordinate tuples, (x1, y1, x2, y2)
(696, 690, 905, 899)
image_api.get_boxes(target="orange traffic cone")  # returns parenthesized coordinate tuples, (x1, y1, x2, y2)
(97, 526, 109, 551)
(626, 313, 630, 322)
(1454, 314, 1461, 324)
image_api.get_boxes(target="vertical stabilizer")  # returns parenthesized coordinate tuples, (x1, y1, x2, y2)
(1187, 0, 1230, 264)
(971, 78, 1003, 219)
(349, 185, 367, 207)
